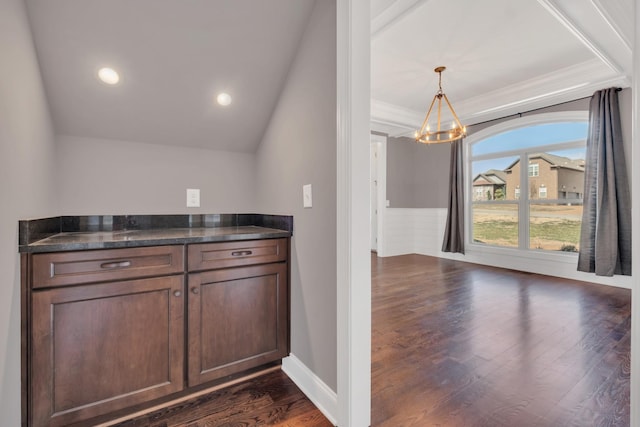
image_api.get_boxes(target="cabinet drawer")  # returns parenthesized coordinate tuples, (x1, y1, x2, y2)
(188, 238, 287, 271)
(31, 245, 184, 288)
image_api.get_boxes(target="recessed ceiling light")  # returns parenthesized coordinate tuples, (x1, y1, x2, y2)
(216, 92, 232, 106)
(97, 67, 120, 85)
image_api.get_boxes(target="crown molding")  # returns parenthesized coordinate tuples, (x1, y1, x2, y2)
(458, 58, 630, 124)
(371, 58, 630, 135)
(370, 99, 422, 136)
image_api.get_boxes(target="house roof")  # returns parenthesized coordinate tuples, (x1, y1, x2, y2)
(504, 153, 585, 172)
(473, 169, 507, 185)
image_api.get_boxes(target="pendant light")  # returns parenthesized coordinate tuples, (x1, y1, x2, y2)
(415, 66, 466, 144)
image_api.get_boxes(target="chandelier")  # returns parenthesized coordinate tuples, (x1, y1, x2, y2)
(415, 66, 466, 144)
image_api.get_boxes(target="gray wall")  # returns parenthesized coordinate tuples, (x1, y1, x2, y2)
(56, 135, 256, 214)
(0, 0, 57, 424)
(255, 0, 337, 391)
(386, 137, 450, 208)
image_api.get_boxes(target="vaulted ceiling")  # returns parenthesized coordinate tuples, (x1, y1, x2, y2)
(25, 0, 315, 152)
(371, 0, 633, 137)
(25, 0, 633, 150)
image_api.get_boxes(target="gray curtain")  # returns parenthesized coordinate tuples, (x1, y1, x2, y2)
(442, 138, 465, 254)
(577, 88, 631, 276)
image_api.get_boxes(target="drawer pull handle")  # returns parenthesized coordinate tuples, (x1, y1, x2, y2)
(191, 287, 199, 295)
(100, 261, 132, 269)
(173, 290, 182, 297)
(231, 250, 253, 257)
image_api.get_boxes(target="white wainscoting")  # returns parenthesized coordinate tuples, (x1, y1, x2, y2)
(379, 208, 632, 289)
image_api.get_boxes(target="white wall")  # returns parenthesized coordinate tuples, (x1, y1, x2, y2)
(56, 135, 256, 214)
(254, 0, 338, 419)
(0, 0, 57, 424)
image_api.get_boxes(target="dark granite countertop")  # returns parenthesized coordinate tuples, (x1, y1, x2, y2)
(19, 214, 293, 253)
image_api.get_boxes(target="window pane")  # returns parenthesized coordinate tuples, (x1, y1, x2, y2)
(472, 156, 518, 201)
(471, 122, 587, 156)
(472, 203, 518, 248)
(529, 203, 583, 251)
(527, 149, 586, 200)
(469, 120, 587, 253)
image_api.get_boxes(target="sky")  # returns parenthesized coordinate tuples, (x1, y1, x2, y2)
(471, 122, 588, 176)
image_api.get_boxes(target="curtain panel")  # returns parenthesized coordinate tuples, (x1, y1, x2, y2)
(442, 138, 465, 254)
(577, 88, 631, 276)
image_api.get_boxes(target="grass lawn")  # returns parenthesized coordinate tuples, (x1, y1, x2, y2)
(473, 219, 581, 251)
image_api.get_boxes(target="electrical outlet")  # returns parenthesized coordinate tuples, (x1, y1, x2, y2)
(303, 184, 312, 208)
(186, 189, 200, 208)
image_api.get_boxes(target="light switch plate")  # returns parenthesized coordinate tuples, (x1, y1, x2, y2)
(303, 184, 312, 208)
(186, 188, 200, 207)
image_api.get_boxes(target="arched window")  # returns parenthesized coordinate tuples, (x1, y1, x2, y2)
(467, 112, 588, 252)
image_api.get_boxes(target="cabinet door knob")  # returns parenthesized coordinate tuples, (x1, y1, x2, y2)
(173, 290, 182, 297)
(191, 287, 199, 295)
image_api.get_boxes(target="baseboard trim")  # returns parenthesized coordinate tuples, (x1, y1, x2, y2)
(282, 354, 338, 426)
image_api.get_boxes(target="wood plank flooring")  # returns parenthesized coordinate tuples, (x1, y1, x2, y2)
(111, 369, 333, 427)
(372, 254, 630, 426)
(113, 253, 630, 426)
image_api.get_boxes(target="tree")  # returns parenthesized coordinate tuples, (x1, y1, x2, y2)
(494, 188, 505, 200)
(487, 189, 492, 200)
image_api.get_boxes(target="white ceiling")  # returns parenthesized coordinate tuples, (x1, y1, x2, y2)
(25, 0, 315, 152)
(25, 0, 633, 150)
(371, 0, 633, 137)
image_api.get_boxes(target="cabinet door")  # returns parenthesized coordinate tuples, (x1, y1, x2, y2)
(188, 263, 288, 386)
(31, 276, 184, 427)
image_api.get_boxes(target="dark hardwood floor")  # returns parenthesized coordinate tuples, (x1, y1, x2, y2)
(372, 254, 631, 427)
(112, 253, 630, 427)
(111, 369, 332, 427)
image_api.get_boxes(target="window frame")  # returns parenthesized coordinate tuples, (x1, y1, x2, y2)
(539, 185, 547, 199)
(465, 111, 588, 254)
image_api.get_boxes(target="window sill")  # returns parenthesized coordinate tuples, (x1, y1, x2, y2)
(466, 242, 578, 264)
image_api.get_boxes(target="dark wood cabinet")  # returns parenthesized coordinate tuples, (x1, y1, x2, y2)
(188, 263, 288, 385)
(24, 237, 289, 427)
(30, 275, 185, 427)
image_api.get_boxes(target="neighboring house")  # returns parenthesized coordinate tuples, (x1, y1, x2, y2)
(472, 169, 507, 200)
(503, 153, 585, 200)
